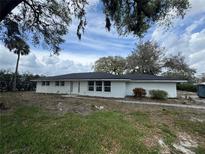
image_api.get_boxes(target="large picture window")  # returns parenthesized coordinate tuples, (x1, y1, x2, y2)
(96, 81, 102, 91)
(104, 81, 111, 92)
(88, 81, 94, 91)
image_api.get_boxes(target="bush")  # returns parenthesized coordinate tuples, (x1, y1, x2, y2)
(177, 83, 197, 92)
(149, 90, 168, 100)
(133, 88, 146, 97)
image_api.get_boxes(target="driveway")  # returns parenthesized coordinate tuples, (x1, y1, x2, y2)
(63, 95, 205, 110)
(117, 100, 205, 110)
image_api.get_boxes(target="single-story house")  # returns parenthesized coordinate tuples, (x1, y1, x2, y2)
(33, 72, 186, 98)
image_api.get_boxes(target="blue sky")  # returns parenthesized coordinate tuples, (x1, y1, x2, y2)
(0, 0, 205, 76)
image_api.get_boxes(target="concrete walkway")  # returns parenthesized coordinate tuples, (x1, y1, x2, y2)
(117, 100, 205, 110)
(62, 95, 205, 110)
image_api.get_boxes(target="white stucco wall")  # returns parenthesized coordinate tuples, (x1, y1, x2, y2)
(36, 80, 177, 98)
(36, 81, 70, 94)
(125, 82, 177, 98)
(36, 81, 126, 98)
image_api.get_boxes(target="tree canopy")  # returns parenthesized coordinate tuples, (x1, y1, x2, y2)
(163, 52, 196, 81)
(126, 41, 164, 75)
(93, 42, 196, 80)
(93, 56, 126, 75)
(0, 0, 190, 54)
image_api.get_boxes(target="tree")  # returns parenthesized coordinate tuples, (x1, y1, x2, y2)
(2, 18, 30, 90)
(126, 41, 164, 75)
(0, 0, 86, 54)
(200, 73, 205, 82)
(0, 0, 190, 54)
(163, 52, 196, 81)
(0, 69, 40, 91)
(102, 0, 190, 36)
(93, 56, 126, 75)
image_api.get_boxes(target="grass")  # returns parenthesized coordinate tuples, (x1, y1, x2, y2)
(0, 105, 159, 154)
(158, 124, 176, 145)
(0, 92, 205, 154)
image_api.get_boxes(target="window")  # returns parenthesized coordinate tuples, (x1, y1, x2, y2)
(104, 81, 111, 92)
(42, 81, 45, 86)
(96, 81, 102, 91)
(46, 81, 50, 86)
(55, 81, 59, 86)
(88, 81, 94, 91)
(70, 81, 73, 92)
(78, 82, 80, 93)
(60, 81, 65, 86)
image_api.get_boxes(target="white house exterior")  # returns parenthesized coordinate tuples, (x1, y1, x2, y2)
(34, 72, 186, 98)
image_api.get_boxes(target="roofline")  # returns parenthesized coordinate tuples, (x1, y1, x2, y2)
(129, 80, 187, 83)
(32, 79, 187, 83)
(31, 79, 129, 82)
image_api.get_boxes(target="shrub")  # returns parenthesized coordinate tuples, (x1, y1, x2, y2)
(177, 83, 197, 92)
(149, 90, 168, 100)
(133, 88, 146, 97)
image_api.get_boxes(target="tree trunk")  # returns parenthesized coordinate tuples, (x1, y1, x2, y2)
(13, 52, 21, 91)
(0, 0, 23, 21)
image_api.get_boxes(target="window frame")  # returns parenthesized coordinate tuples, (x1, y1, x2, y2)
(55, 81, 59, 86)
(45, 81, 50, 86)
(104, 81, 111, 92)
(88, 81, 94, 91)
(42, 81, 45, 86)
(96, 81, 102, 92)
(60, 81, 65, 86)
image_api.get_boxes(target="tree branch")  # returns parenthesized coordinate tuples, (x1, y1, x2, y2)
(0, 0, 23, 21)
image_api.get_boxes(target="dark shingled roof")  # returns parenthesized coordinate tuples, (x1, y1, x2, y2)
(122, 73, 180, 80)
(35, 72, 125, 81)
(33, 72, 183, 81)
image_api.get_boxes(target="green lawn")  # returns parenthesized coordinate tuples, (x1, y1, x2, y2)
(0, 92, 205, 154)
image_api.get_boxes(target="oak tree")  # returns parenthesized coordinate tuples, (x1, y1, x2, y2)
(94, 56, 126, 75)
(126, 41, 164, 75)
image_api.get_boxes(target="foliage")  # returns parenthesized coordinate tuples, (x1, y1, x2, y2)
(93, 56, 126, 75)
(133, 88, 146, 98)
(126, 41, 164, 75)
(0, 70, 40, 91)
(0, 0, 190, 54)
(0, 0, 85, 54)
(199, 73, 205, 82)
(102, 0, 190, 37)
(2, 18, 30, 90)
(177, 83, 197, 92)
(158, 124, 176, 145)
(163, 52, 196, 81)
(149, 90, 168, 99)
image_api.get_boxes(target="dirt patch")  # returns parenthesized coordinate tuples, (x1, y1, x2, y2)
(173, 132, 198, 154)
(190, 117, 204, 122)
(158, 139, 170, 154)
(144, 134, 161, 148)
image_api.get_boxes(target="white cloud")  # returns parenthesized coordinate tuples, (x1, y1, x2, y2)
(151, 13, 205, 74)
(188, 0, 205, 16)
(0, 44, 93, 76)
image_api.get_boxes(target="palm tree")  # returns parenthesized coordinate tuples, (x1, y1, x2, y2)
(3, 18, 30, 90)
